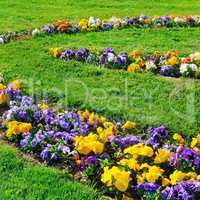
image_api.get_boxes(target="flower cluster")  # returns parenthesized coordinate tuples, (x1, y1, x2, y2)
(1, 15, 200, 45)
(50, 47, 200, 79)
(0, 80, 200, 200)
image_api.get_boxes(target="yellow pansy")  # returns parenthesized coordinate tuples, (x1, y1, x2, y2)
(154, 149, 170, 164)
(124, 144, 154, 158)
(128, 50, 140, 58)
(137, 175, 145, 184)
(119, 158, 140, 171)
(0, 94, 6, 104)
(164, 56, 178, 66)
(101, 166, 113, 187)
(191, 135, 200, 149)
(49, 48, 61, 58)
(173, 133, 184, 145)
(194, 52, 200, 61)
(75, 133, 104, 155)
(6, 121, 32, 138)
(38, 102, 49, 111)
(124, 143, 144, 159)
(122, 121, 136, 129)
(145, 166, 164, 183)
(186, 172, 197, 181)
(11, 80, 21, 91)
(127, 63, 141, 72)
(140, 146, 154, 157)
(162, 178, 171, 187)
(0, 83, 6, 90)
(170, 170, 186, 185)
(101, 166, 131, 192)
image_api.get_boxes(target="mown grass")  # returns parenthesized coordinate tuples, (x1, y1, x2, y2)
(1, 0, 200, 32)
(1, 27, 200, 135)
(0, 140, 100, 200)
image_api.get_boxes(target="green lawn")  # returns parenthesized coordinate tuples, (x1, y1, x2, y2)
(0, 140, 100, 200)
(1, 0, 200, 32)
(1, 27, 200, 135)
(1, 1, 200, 199)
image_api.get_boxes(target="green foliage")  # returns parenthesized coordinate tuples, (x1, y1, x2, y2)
(0, 141, 100, 200)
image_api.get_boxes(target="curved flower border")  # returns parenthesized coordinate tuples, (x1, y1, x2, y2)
(50, 47, 200, 79)
(1, 15, 200, 45)
(0, 79, 200, 200)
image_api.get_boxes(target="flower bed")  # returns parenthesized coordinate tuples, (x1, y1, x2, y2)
(50, 47, 200, 79)
(1, 15, 200, 45)
(0, 79, 200, 200)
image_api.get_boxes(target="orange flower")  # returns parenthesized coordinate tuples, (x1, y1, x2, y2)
(129, 50, 140, 58)
(182, 57, 191, 64)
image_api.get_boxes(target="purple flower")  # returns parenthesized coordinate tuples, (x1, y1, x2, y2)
(40, 147, 50, 160)
(136, 183, 159, 193)
(41, 25, 55, 33)
(160, 65, 175, 77)
(108, 134, 139, 147)
(60, 49, 74, 59)
(101, 23, 112, 30)
(75, 48, 89, 61)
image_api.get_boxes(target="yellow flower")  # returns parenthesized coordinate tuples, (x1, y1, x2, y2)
(11, 80, 21, 91)
(19, 123, 32, 133)
(186, 172, 197, 181)
(112, 167, 132, 192)
(164, 56, 178, 66)
(194, 52, 200, 61)
(154, 149, 170, 164)
(127, 63, 141, 72)
(78, 19, 89, 30)
(98, 126, 114, 143)
(6, 121, 32, 138)
(49, 48, 61, 58)
(101, 166, 131, 192)
(122, 121, 136, 129)
(0, 94, 6, 104)
(191, 135, 200, 149)
(119, 158, 140, 171)
(124, 144, 154, 158)
(75, 133, 104, 155)
(129, 50, 140, 58)
(145, 166, 164, 183)
(124, 143, 144, 159)
(38, 102, 49, 111)
(173, 133, 184, 145)
(101, 166, 113, 187)
(0, 83, 6, 90)
(91, 141, 104, 154)
(113, 21, 121, 29)
(137, 175, 145, 184)
(140, 146, 154, 157)
(170, 170, 186, 185)
(162, 178, 171, 187)
(140, 163, 150, 170)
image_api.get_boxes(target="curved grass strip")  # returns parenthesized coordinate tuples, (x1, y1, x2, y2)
(0, 80, 200, 199)
(1, 15, 200, 45)
(50, 47, 200, 79)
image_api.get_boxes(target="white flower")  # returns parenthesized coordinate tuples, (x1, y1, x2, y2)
(174, 17, 185, 23)
(180, 63, 189, 74)
(190, 63, 197, 71)
(88, 16, 96, 25)
(0, 37, 4, 44)
(107, 53, 115, 62)
(32, 28, 41, 36)
(145, 61, 157, 70)
(180, 63, 197, 74)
